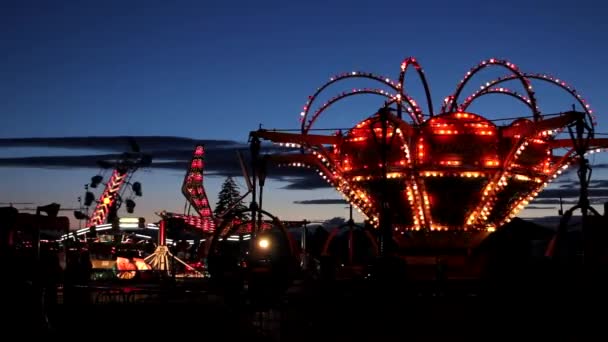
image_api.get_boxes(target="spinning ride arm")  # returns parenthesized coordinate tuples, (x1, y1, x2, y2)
(87, 168, 129, 227)
(502, 111, 584, 138)
(263, 154, 333, 174)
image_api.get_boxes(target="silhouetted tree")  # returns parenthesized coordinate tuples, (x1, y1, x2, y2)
(214, 176, 249, 221)
(323, 216, 346, 227)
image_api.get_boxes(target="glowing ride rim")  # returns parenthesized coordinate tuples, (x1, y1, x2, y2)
(254, 57, 605, 233)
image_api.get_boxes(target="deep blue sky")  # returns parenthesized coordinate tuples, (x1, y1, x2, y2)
(1, 0, 607, 226)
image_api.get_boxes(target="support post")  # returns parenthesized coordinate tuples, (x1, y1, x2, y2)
(249, 135, 261, 240)
(378, 107, 393, 257)
(158, 219, 166, 246)
(554, 111, 600, 264)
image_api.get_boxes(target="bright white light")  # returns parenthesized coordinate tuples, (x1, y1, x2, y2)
(258, 238, 270, 249)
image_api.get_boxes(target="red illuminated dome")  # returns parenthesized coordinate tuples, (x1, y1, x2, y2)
(337, 113, 417, 227)
(252, 57, 605, 236)
(418, 112, 501, 228)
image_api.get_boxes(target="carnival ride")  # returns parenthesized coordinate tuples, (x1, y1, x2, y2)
(30, 57, 606, 280)
(140, 144, 215, 276)
(157, 144, 216, 231)
(250, 57, 608, 256)
(60, 143, 297, 279)
(62, 140, 156, 279)
(75, 138, 152, 228)
(145, 144, 297, 278)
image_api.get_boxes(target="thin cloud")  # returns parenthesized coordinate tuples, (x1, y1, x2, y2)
(558, 181, 579, 189)
(0, 136, 244, 152)
(0, 155, 117, 169)
(524, 205, 558, 210)
(293, 199, 348, 205)
(559, 179, 608, 189)
(535, 188, 608, 199)
(0, 136, 324, 189)
(531, 198, 578, 205)
(591, 180, 608, 187)
(5, 150, 608, 196)
(280, 176, 330, 190)
(3, 135, 608, 194)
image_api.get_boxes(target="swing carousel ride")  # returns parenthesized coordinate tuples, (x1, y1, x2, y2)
(251, 57, 608, 251)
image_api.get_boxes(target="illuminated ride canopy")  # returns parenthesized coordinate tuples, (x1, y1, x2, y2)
(252, 57, 607, 233)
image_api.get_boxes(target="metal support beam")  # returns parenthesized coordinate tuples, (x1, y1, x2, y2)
(552, 111, 600, 265)
(502, 111, 582, 138)
(251, 130, 340, 145)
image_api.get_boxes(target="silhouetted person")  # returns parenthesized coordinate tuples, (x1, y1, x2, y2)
(2, 248, 50, 334)
(41, 251, 61, 326)
(63, 252, 80, 305)
(208, 245, 242, 306)
(78, 251, 92, 304)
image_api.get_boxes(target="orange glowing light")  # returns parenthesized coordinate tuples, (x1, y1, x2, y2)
(253, 57, 604, 234)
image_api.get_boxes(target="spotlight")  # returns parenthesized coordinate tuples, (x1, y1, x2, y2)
(84, 192, 96, 207)
(132, 182, 142, 196)
(258, 238, 270, 249)
(90, 175, 103, 188)
(125, 199, 136, 214)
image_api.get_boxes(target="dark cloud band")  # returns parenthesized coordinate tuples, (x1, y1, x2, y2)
(0, 136, 239, 152)
(2, 136, 608, 209)
(293, 199, 348, 205)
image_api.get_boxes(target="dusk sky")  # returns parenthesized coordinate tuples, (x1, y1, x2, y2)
(1, 0, 607, 228)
